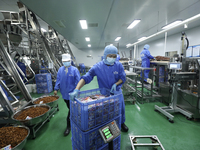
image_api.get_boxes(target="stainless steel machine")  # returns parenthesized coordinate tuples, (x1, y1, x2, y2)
(155, 58, 200, 122)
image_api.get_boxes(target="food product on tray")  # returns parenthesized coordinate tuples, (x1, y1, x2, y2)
(77, 94, 107, 103)
(34, 96, 58, 104)
(0, 126, 28, 149)
(155, 56, 170, 61)
(14, 106, 49, 120)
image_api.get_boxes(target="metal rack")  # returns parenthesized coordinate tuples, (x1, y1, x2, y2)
(122, 71, 137, 103)
(129, 135, 165, 150)
(130, 66, 161, 104)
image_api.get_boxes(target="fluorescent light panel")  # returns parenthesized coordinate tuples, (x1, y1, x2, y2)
(115, 37, 121, 41)
(41, 28, 46, 32)
(79, 20, 88, 29)
(127, 20, 141, 29)
(126, 43, 131, 47)
(162, 20, 182, 29)
(85, 37, 90, 41)
(138, 37, 147, 41)
(88, 44, 91, 47)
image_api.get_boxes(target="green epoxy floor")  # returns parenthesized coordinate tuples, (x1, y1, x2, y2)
(24, 76, 200, 150)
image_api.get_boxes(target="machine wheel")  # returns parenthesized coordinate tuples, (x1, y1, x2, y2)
(32, 137, 36, 140)
(154, 109, 158, 112)
(169, 119, 174, 123)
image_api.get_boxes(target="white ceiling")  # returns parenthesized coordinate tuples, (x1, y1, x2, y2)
(1, 0, 200, 50)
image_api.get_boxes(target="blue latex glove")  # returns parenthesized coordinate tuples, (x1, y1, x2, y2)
(110, 84, 117, 94)
(70, 89, 80, 101)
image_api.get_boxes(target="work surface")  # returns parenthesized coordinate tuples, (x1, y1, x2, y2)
(150, 60, 169, 65)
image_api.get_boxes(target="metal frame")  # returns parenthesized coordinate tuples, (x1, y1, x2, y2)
(130, 135, 165, 150)
(29, 104, 59, 139)
(122, 71, 137, 103)
(155, 72, 195, 122)
(131, 66, 161, 104)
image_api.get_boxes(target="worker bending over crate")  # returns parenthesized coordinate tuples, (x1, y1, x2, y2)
(70, 45, 129, 132)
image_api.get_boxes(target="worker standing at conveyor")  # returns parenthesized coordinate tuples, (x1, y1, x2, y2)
(15, 53, 26, 82)
(54, 53, 80, 136)
(70, 45, 129, 132)
(140, 44, 154, 84)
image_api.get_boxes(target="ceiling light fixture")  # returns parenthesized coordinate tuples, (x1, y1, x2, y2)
(41, 28, 47, 32)
(85, 37, 90, 41)
(184, 23, 188, 28)
(79, 20, 88, 29)
(88, 44, 91, 47)
(138, 37, 147, 41)
(115, 37, 121, 41)
(126, 43, 132, 47)
(162, 20, 182, 29)
(127, 20, 141, 29)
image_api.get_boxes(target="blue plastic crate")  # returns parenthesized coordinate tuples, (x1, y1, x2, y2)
(113, 135, 121, 150)
(35, 73, 52, 82)
(70, 88, 122, 131)
(71, 115, 121, 150)
(159, 66, 165, 76)
(36, 80, 52, 88)
(72, 141, 108, 150)
(36, 85, 53, 94)
(159, 77, 164, 82)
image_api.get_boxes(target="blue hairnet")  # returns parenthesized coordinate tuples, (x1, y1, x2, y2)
(144, 44, 150, 50)
(103, 45, 118, 59)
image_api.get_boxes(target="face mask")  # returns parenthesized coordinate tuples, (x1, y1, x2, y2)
(63, 62, 71, 67)
(107, 57, 116, 65)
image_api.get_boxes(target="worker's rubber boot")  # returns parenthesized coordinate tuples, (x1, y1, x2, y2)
(64, 120, 71, 136)
(121, 123, 129, 132)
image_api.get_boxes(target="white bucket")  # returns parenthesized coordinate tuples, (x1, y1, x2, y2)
(32, 84, 37, 93)
(26, 84, 32, 93)
(129, 67, 133, 72)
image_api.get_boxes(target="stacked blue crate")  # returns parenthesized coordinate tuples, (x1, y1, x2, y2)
(35, 73, 53, 93)
(70, 88, 122, 150)
(159, 66, 168, 82)
(71, 116, 121, 150)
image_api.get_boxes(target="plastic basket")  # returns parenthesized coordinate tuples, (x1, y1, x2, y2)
(36, 80, 52, 88)
(113, 135, 121, 150)
(35, 73, 51, 82)
(72, 141, 108, 150)
(70, 88, 122, 131)
(71, 115, 121, 150)
(36, 85, 53, 94)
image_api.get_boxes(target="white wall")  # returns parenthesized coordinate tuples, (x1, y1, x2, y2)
(136, 25, 200, 58)
(69, 25, 200, 65)
(68, 42, 104, 66)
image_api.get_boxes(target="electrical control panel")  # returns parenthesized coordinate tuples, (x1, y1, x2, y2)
(99, 120, 121, 143)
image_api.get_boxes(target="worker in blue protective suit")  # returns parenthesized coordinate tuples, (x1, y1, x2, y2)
(81, 63, 86, 74)
(140, 44, 154, 83)
(15, 54, 26, 82)
(116, 54, 120, 61)
(54, 53, 80, 136)
(70, 45, 129, 132)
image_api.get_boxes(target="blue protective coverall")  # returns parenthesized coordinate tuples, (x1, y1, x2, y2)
(81, 61, 126, 124)
(54, 66, 80, 100)
(17, 61, 26, 81)
(116, 54, 120, 61)
(80, 64, 86, 74)
(140, 47, 154, 81)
